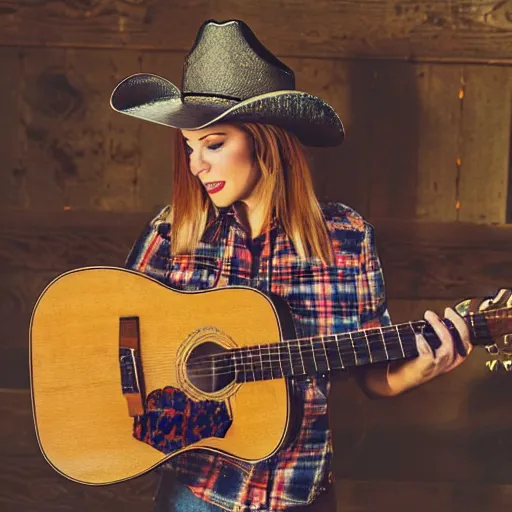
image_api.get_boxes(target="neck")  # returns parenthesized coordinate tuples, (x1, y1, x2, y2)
(235, 200, 267, 239)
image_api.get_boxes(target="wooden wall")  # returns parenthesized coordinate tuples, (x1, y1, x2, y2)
(2, 1, 512, 511)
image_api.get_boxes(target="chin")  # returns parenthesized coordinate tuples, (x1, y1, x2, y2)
(210, 196, 235, 208)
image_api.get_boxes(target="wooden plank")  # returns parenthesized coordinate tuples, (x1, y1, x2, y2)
(457, 65, 512, 223)
(0, 454, 155, 512)
(3, 1, 512, 64)
(0, 347, 29, 388)
(337, 480, 512, 512)
(370, 218, 512, 300)
(330, 343, 509, 430)
(16, 47, 149, 211)
(4, 47, 510, 219)
(0, 47, 24, 208)
(0, 389, 38, 456)
(2, 212, 512, 309)
(415, 65, 462, 220)
(359, 61, 422, 219)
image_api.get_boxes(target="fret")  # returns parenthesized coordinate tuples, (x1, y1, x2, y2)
(299, 338, 317, 375)
(287, 341, 305, 376)
(380, 327, 389, 361)
(363, 330, 373, 364)
(234, 349, 247, 383)
(324, 334, 344, 370)
(337, 333, 357, 368)
(313, 336, 330, 374)
(365, 327, 388, 364)
(310, 338, 318, 373)
(273, 343, 285, 378)
(349, 331, 373, 366)
(277, 342, 292, 377)
(350, 332, 358, 366)
(296, 341, 306, 375)
(257, 344, 266, 381)
(321, 336, 331, 372)
(232, 350, 240, 381)
(261, 344, 274, 380)
(248, 349, 257, 382)
(395, 325, 406, 358)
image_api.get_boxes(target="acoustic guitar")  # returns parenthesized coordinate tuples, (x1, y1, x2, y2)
(30, 266, 512, 485)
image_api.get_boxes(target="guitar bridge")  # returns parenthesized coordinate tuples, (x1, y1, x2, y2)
(119, 317, 145, 416)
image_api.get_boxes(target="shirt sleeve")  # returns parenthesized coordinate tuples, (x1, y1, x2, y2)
(125, 205, 171, 274)
(356, 222, 391, 329)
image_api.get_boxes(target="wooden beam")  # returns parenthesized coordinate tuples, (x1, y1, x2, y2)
(2, 46, 510, 219)
(3, 211, 512, 299)
(3, 1, 512, 64)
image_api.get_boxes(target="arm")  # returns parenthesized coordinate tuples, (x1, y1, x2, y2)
(355, 223, 472, 398)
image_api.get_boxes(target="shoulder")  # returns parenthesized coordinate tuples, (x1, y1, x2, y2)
(320, 201, 371, 240)
(148, 205, 172, 233)
(125, 205, 172, 271)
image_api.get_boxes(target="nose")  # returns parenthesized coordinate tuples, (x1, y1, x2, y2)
(189, 149, 209, 177)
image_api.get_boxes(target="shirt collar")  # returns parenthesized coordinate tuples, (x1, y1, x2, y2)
(201, 204, 280, 244)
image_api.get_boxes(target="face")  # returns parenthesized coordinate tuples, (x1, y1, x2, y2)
(181, 123, 261, 209)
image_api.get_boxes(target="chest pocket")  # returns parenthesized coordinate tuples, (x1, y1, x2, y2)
(273, 231, 363, 332)
(168, 255, 222, 291)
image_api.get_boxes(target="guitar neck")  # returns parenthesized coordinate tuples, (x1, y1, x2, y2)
(231, 307, 511, 383)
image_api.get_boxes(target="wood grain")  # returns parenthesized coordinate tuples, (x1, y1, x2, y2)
(2, 46, 510, 220)
(3, 211, 512, 298)
(0, 454, 155, 512)
(457, 65, 512, 223)
(3, 1, 512, 64)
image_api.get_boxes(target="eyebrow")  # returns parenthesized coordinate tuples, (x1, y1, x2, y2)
(183, 132, 227, 142)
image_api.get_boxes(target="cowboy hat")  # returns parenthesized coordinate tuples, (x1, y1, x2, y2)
(110, 19, 344, 147)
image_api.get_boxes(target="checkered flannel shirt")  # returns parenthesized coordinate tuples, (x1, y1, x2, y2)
(125, 202, 390, 511)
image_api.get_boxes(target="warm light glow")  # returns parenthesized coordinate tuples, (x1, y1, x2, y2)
(456, 200, 461, 210)
(63, 205, 72, 211)
(456, 158, 462, 166)
(458, 88, 464, 100)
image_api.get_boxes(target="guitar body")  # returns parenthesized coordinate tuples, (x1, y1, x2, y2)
(30, 267, 293, 485)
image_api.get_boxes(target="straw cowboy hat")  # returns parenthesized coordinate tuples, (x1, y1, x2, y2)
(110, 19, 344, 147)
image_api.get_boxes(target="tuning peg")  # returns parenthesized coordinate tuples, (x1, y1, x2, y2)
(503, 360, 512, 372)
(486, 360, 502, 372)
(483, 289, 512, 310)
(485, 343, 500, 355)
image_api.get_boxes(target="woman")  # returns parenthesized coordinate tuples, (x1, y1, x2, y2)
(111, 19, 471, 512)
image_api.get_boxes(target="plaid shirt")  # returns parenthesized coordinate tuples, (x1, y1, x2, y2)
(125, 202, 390, 511)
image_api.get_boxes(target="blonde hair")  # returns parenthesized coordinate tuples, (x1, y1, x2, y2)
(170, 122, 334, 264)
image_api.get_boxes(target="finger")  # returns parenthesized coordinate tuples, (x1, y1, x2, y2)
(424, 310, 456, 367)
(415, 333, 434, 357)
(444, 307, 472, 356)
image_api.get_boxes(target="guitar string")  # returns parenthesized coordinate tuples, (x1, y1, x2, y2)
(184, 335, 418, 373)
(183, 310, 495, 371)
(184, 336, 419, 378)
(183, 314, 493, 377)
(184, 320, 426, 367)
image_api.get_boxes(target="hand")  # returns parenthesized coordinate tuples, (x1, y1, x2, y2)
(387, 307, 473, 394)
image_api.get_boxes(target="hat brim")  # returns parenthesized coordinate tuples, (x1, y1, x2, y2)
(111, 73, 344, 147)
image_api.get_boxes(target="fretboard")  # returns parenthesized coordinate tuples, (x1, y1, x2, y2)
(231, 321, 420, 382)
(226, 307, 505, 383)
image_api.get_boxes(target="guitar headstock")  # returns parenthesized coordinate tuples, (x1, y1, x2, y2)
(455, 289, 512, 372)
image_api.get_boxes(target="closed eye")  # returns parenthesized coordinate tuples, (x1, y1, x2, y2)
(185, 142, 224, 156)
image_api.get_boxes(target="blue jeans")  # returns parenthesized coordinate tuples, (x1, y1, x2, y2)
(154, 471, 337, 512)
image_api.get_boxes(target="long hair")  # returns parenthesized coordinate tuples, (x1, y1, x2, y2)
(170, 122, 334, 264)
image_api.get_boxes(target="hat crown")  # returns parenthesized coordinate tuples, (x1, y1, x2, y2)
(182, 20, 295, 101)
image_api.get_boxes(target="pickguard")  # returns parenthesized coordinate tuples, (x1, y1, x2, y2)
(133, 386, 232, 454)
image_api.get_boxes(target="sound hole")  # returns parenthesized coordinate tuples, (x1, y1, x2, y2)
(186, 342, 235, 393)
